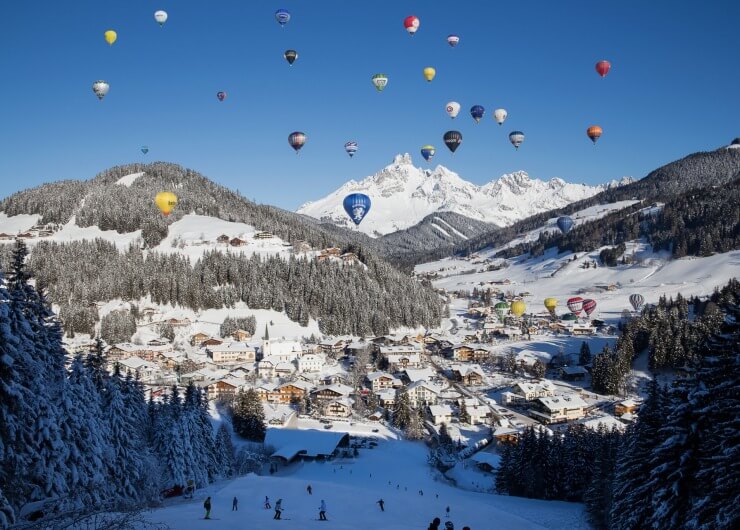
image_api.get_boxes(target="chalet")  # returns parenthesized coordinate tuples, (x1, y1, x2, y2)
(297, 353, 325, 373)
(472, 347, 491, 362)
(377, 389, 396, 408)
(470, 452, 501, 473)
(406, 380, 439, 407)
(403, 368, 436, 384)
(216, 234, 230, 244)
(255, 383, 280, 403)
(167, 317, 192, 328)
(325, 398, 353, 418)
(107, 343, 173, 362)
(190, 332, 211, 347)
(16, 232, 34, 239)
(385, 353, 422, 372)
(365, 372, 398, 393)
(113, 356, 161, 381)
(428, 404, 454, 425)
(253, 231, 274, 240)
(560, 365, 588, 381)
(451, 364, 486, 386)
(511, 381, 556, 401)
(153, 350, 186, 370)
(147, 338, 170, 347)
(312, 384, 353, 401)
(493, 426, 520, 444)
(0, 233, 14, 240)
(229, 237, 247, 247)
(257, 358, 277, 378)
(206, 342, 256, 365)
(322, 247, 342, 257)
(274, 361, 295, 378)
(529, 393, 587, 424)
(321, 374, 348, 386)
(232, 329, 252, 341)
(201, 338, 224, 348)
(206, 378, 243, 401)
(615, 398, 640, 417)
(276, 381, 311, 404)
(570, 323, 596, 336)
(468, 404, 491, 425)
(500, 391, 524, 406)
(142, 307, 159, 318)
(451, 345, 474, 362)
(319, 338, 348, 355)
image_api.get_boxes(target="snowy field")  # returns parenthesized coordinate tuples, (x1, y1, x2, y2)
(144, 436, 588, 530)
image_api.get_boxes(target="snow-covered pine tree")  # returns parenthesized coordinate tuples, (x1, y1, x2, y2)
(392, 389, 412, 430)
(459, 400, 470, 424)
(579, 341, 592, 365)
(231, 388, 266, 442)
(404, 407, 425, 440)
(0, 486, 14, 530)
(155, 386, 189, 489)
(214, 424, 236, 478)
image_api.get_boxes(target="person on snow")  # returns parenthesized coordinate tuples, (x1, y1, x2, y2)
(232, 496, 238, 511)
(274, 498, 283, 520)
(445, 521, 455, 530)
(264, 496, 271, 509)
(203, 497, 212, 519)
(307, 484, 313, 495)
(376, 499, 385, 511)
(445, 506, 451, 518)
(462, 527, 471, 530)
(318, 500, 327, 521)
(428, 517, 441, 530)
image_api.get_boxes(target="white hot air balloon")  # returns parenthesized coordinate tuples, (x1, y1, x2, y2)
(92, 80, 110, 100)
(445, 101, 461, 119)
(154, 10, 168, 26)
(493, 108, 508, 125)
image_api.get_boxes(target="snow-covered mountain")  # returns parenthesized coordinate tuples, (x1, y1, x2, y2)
(298, 154, 632, 237)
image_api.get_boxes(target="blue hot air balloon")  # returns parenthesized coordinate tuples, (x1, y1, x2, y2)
(557, 216, 574, 234)
(140, 146, 149, 155)
(275, 9, 291, 27)
(470, 105, 485, 123)
(343, 193, 371, 226)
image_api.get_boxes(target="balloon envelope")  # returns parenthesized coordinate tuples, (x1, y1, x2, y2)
(275, 9, 291, 26)
(470, 105, 485, 123)
(494, 302, 509, 321)
(371, 74, 388, 91)
(104, 30, 117, 45)
(567, 297, 584, 316)
(509, 131, 525, 149)
(140, 146, 149, 155)
(420, 145, 436, 162)
(587, 126, 603, 144)
(92, 80, 109, 100)
(284, 50, 298, 65)
(595, 60, 611, 78)
(344, 141, 358, 158)
(544, 298, 558, 311)
(557, 216, 574, 234)
(629, 293, 645, 311)
(582, 299, 597, 317)
(288, 131, 307, 153)
(216, 91, 226, 102)
(445, 101, 461, 119)
(510, 300, 526, 317)
(403, 15, 420, 35)
(447, 34, 460, 47)
(493, 108, 507, 125)
(155, 192, 177, 216)
(443, 131, 462, 153)
(423, 67, 436, 82)
(154, 10, 168, 26)
(343, 193, 371, 226)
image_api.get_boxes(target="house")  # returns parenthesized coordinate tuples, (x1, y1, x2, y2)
(377, 389, 396, 408)
(615, 398, 640, 417)
(266, 428, 350, 464)
(253, 231, 274, 240)
(470, 452, 502, 473)
(451, 344, 474, 362)
(232, 329, 252, 341)
(529, 393, 588, 424)
(257, 357, 279, 378)
(312, 384, 353, 401)
(216, 234, 230, 244)
(379, 344, 421, 357)
(274, 361, 295, 378)
(319, 338, 348, 355)
(254, 383, 280, 403)
(406, 380, 439, 407)
(366, 372, 398, 393)
(472, 347, 491, 362)
(206, 377, 243, 402)
(325, 398, 353, 418)
(560, 365, 588, 381)
(229, 237, 247, 247)
(147, 338, 170, 347)
(321, 374, 348, 386)
(467, 404, 491, 425)
(297, 353, 325, 373)
(0, 233, 14, 240)
(500, 391, 524, 406)
(340, 252, 359, 263)
(403, 367, 436, 384)
(201, 337, 224, 348)
(153, 350, 186, 370)
(428, 404, 454, 425)
(263, 339, 304, 362)
(386, 354, 422, 372)
(107, 343, 173, 362)
(451, 364, 486, 386)
(206, 342, 256, 365)
(512, 381, 556, 401)
(276, 381, 311, 404)
(570, 323, 596, 336)
(496, 327, 523, 339)
(167, 318, 192, 328)
(493, 426, 521, 444)
(322, 247, 342, 257)
(113, 356, 161, 381)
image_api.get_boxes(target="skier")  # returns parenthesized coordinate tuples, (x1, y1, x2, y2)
(274, 498, 283, 520)
(462, 527, 471, 530)
(203, 497, 212, 520)
(264, 496, 272, 509)
(318, 499, 327, 521)
(445, 522, 455, 530)
(428, 517, 441, 530)
(446, 506, 451, 518)
(307, 484, 313, 495)
(376, 498, 385, 512)
(419, 489, 424, 496)
(232, 496, 238, 511)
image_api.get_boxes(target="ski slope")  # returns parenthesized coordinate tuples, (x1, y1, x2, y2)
(144, 435, 587, 530)
(115, 171, 145, 187)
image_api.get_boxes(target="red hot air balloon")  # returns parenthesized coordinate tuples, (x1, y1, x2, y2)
(217, 91, 227, 102)
(403, 15, 420, 35)
(582, 299, 597, 317)
(567, 297, 585, 316)
(595, 60, 611, 78)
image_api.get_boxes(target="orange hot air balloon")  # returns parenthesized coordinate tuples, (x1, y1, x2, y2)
(595, 60, 611, 78)
(587, 126, 603, 144)
(155, 192, 178, 216)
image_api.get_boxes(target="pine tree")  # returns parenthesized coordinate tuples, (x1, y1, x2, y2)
(404, 407, 425, 440)
(392, 389, 412, 430)
(0, 486, 14, 529)
(459, 400, 471, 424)
(214, 424, 236, 478)
(531, 359, 546, 379)
(580, 341, 592, 365)
(232, 389, 266, 442)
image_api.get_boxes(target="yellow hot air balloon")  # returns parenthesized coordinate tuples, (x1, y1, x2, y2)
(423, 67, 436, 82)
(544, 297, 558, 313)
(155, 192, 178, 216)
(510, 300, 526, 317)
(104, 30, 117, 46)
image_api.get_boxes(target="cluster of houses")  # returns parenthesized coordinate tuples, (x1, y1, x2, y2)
(0, 222, 59, 241)
(316, 246, 359, 264)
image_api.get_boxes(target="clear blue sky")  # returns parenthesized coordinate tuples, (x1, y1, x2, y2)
(1, 1, 738, 210)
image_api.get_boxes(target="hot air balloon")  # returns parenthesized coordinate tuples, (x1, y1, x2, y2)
(344, 141, 358, 158)
(470, 105, 485, 123)
(343, 193, 371, 226)
(154, 10, 168, 26)
(595, 60, 611, 78)
(275, 9, 291, 27)
(284, 50, 298, 65)
(494, 302, 509, 322)
(288, 131, 307, 154)
(371, 74, 388, 92)
(104, 30, 117, 46)
(420, 145, 436, 162)
(140, 146, 149, 155)
(510, 300, 526, 318)
(447, 34, 460, 47)
(216, 91, 227, 102)
(155, 192, 177, 217)
(567, 297, 584, 316)
(403, 15, 420, 35)
(629, 293, 645, 312)
(557, 216, 574, 234)
(493, 108, 507, 125)
(92, 80, 109, 100)
(544, 297, 558, 317)
(423, 67, 436, 82)
(587, 126, 603, 145)
(582, 299, 597, 317)
(443, 131, 462, 153)
(445, 101, 461, 119)
(509, 131, 525, 149)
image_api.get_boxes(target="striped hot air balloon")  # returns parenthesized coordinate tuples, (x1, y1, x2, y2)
(344, 141, 358, 158)
(629, 293, 645, 311)
(288, 131, 307, 153)
(567, 297, 584, 316)
(582, 299, 597, 317)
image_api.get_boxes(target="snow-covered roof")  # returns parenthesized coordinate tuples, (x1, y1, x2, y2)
(451, 364, 485, 377)
(116, 356, 157, 371)
(266, 428, 350, 461)
(470, 452, 502, 469)
(206, 341, 255, 353)
(366, 371, 394, 381)
(537, 393, 588, 411)
(317, 383, 353, 396)
(429, 404, 454, 417)
(386, 353, 421, 364)
(380, 345, 421, 355)
(407, 380, 438, 393)
(561, 366, 588, 375)
(619, 398, 639, 407)
(404, 367, 436, 382)
(579, 415, 626, 432)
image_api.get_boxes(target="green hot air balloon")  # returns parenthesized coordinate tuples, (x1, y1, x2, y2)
(371, 73, 389, 92)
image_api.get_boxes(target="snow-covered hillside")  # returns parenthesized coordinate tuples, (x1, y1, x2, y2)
(298, 154, 632, 237)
